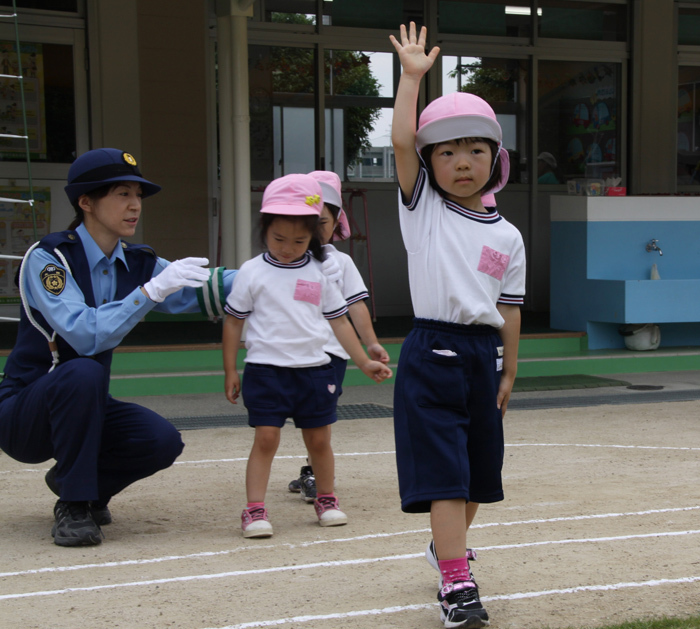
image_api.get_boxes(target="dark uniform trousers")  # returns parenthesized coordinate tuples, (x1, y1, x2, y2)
(0, 231, 184, 504)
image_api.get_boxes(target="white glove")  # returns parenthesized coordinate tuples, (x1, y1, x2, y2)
(322, 252, 343, 284)
(143, 257, 210, 303)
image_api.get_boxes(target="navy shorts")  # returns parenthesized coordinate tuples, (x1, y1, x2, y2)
(393, 318, 505, 513)
(241, 362, 339, 429)
(326, 353, 348, 398)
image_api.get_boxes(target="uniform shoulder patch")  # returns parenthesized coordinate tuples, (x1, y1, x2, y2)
(40, 264, 66, 296)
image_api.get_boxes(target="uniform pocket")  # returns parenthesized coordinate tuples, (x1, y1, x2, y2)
(242, 364, 281, 410)
(416, 349, 467, 410)
(309, 364, 339, 416)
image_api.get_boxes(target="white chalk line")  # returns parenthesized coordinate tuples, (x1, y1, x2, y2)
(1, 441, 696, 475)
(2, 505, 699, 579)
(2, 528, 699, 601)
(205, 575, 700, 629)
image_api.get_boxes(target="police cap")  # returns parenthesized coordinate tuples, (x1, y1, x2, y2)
(64, 148, 162, 204)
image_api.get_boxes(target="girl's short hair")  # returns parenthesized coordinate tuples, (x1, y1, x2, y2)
(258, 213, 325, 261)
(420, 137, 502, 199)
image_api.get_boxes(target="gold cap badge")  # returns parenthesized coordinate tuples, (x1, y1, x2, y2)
(123, 152, 137, 166)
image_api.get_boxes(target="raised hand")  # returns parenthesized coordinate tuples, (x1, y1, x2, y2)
(389, 22, 440, 79)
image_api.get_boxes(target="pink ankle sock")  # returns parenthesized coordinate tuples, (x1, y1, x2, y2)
(316, 493, 335, 500)
(247, 502, 265, 510)
(438, 557, 472, 585)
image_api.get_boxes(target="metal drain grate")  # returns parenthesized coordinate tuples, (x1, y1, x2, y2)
(170, 403, 393, 431)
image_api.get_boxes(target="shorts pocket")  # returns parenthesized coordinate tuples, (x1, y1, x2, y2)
(416, 350, 467, 410)
(309, 364, 339, 416)
(242, 364, 281, 410)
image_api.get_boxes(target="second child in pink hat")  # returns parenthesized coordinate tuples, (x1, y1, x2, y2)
(284, 170, 391, 500)
(221, 173, 392, 539)
(389, 22, 526, 628)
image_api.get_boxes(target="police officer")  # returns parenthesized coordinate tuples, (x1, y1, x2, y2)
(0, 148, 235, 547)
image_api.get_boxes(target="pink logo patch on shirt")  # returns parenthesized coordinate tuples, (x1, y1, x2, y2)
(477, 246, 510, 281)
(293, 279, 322, 306)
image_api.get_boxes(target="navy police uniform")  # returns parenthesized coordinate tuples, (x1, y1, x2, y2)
(0, 148, 233, 545)
(0, 231, 183, 504)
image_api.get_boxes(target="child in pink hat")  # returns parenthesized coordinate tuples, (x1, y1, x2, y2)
(389, 22, 526, 628)
(222, 173, 392, 539)
(284, 170, 391, 500)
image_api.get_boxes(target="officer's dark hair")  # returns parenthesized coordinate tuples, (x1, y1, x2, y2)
(67, 183, 116, 230)
(419, 137, 501, 198)
(259, 213, 325, 261)
(323, 203, 345, 241)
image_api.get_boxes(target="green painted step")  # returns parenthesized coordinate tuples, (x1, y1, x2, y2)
(4, 335, 700, 398)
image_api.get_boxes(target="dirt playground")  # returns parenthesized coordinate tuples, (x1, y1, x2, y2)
(1, 398, 699, 628)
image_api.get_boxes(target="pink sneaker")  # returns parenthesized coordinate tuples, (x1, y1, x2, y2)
(313, 495, 347, 527)
(241, 506, 273, 538)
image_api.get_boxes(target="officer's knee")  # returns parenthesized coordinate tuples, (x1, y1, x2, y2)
(152, 425, 184, 471)
(56, 359, 107, 394)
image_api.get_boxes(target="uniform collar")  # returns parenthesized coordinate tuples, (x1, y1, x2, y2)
(76, 223, 129, 270)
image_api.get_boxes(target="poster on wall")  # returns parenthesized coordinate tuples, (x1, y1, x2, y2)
(0, 41, 47, 160)
(0, 187, 50, 304)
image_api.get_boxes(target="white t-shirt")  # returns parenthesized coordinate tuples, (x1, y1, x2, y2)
(322, 244, 369, 360)
(399, 167, 526, 328)
(224, 252, 348, 367)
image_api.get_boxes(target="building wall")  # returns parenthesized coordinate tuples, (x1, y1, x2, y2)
(136, 0, 210, 261)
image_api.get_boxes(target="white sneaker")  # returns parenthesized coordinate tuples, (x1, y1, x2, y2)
(241, 506, 273, 538)
(314, 495, 348, 527)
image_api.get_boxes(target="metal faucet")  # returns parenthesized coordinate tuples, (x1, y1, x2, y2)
(645, 239, 663, 256)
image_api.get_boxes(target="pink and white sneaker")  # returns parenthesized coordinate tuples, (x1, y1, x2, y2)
(313, 495, 347, 527)
(241, 506, 273, 538)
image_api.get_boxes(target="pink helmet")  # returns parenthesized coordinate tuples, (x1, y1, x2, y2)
(308, 170, 351, 240)
(260, 173, 323, 216)
(416, 92, 510, 195)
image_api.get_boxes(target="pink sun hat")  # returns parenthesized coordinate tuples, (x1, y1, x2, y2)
(416, 92, 510, 195)
(308, 170, 351, 240)
(260, 173, 323, 216)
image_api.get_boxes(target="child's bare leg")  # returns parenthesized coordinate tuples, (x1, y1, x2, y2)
(465, 501, 479, 544)
(302, 425, 334, 494)
(431, 498, 467, 560)
(246, 425, 281, 502)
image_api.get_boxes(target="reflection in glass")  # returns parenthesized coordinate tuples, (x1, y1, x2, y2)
(0, 42, 75, 163)
(325, 50, 390, 181)
(679, 9, 700, 46)
(438, 1, 532, 38)
(678, 67, 700, 186)
(538, 60, 621, 185)
(538, 1, 627, 42)
(248, 44, 315, 181)
(442, 55, 528, 183)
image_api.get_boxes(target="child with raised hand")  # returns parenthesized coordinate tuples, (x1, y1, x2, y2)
(389, 22, 525, 628)
(286, 170, 390, 501)
(222, 173, 392, 538)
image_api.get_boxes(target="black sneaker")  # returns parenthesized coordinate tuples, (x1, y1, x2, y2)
(298, 465, 316, 503)
(45, 465, 112, 525)
(438, 580, 489, 628)
(51, 500, 104, 547)
(288, 478, 301, 493)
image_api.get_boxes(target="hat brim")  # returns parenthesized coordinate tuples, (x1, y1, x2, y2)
(65, 175, 161, 205)
(416, 115, 502, 150)
(260, 204, 321, 217)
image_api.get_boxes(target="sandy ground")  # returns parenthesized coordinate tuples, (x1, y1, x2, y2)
(1, 399, 699, 629)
